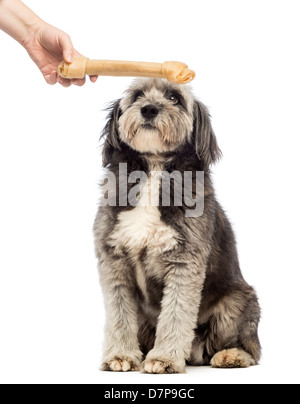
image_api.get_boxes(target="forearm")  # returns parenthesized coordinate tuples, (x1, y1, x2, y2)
(0, 0, 43, 46)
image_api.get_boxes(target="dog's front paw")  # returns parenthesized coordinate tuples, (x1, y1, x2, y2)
(102, 355, 141, 372)
(142, 357, 185, 374)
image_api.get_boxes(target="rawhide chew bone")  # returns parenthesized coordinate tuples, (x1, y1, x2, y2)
(57, 57, 196, 84)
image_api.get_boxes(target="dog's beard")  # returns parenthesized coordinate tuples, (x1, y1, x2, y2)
(119, 107, 193, 154)
(124, 126, 167, 154)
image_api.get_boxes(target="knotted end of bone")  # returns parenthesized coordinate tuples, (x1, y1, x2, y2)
(57, 57, 89, 79)
(162, 61, 196, 84)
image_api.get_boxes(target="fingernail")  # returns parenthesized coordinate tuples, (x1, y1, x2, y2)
(67, 54, 73, 63)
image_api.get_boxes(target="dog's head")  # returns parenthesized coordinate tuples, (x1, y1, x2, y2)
(102, 78, 221, 170)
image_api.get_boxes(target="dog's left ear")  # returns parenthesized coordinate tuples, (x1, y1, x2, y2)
(101, 99, 122, 167)
(193, 100, 222, 170)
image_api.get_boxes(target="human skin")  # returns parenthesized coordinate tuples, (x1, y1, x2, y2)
(0, 0, 97, 86)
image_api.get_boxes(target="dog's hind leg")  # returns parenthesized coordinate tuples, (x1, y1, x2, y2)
(211, 347, 256, 368)
(204, 287, 261, 368)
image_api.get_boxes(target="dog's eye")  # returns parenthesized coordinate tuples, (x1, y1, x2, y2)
(168, 95, 179, 105)
(133, 91, 144, 102)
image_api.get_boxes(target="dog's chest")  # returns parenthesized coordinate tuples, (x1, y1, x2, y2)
(108, 163, 178, 255)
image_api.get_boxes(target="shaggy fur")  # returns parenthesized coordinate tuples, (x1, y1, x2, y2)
(94, 78, 261, 373)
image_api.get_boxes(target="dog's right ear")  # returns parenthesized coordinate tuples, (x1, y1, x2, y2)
(101, 100, 122, 167)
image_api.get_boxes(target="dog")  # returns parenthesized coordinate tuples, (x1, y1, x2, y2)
(94, 78, 261, 373)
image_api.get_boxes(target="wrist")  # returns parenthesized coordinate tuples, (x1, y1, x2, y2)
(20, 18, 45, 49)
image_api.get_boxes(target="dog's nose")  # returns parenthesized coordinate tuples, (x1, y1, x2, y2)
(141, 105, 159, 120)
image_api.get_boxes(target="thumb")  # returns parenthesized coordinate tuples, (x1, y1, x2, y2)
(59, 32, 75, 63)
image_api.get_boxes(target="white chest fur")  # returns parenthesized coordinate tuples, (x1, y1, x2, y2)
(108, 161, 178, 255)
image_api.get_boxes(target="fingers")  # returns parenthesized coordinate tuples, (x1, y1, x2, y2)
(47, 70, 85, 87)
(47, 71, 96, 87)
(57, 77, 86, 87)
(72, 78, 86, 87)
(44, 71, 58, 85)
(58, 77, 72, 87)
(57, 77, 96, 87)
(90, 75, 98, 83)
(58, 32, 75, 63)
(49, 71, 58, 85)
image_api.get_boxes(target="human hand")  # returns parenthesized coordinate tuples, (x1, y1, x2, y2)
(23, 21, 97, 87)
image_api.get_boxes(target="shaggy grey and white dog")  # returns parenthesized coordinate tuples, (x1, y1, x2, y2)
(94, 78, 261, 373)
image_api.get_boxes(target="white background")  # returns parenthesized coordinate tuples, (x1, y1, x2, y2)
(0, 0, 299, 384)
